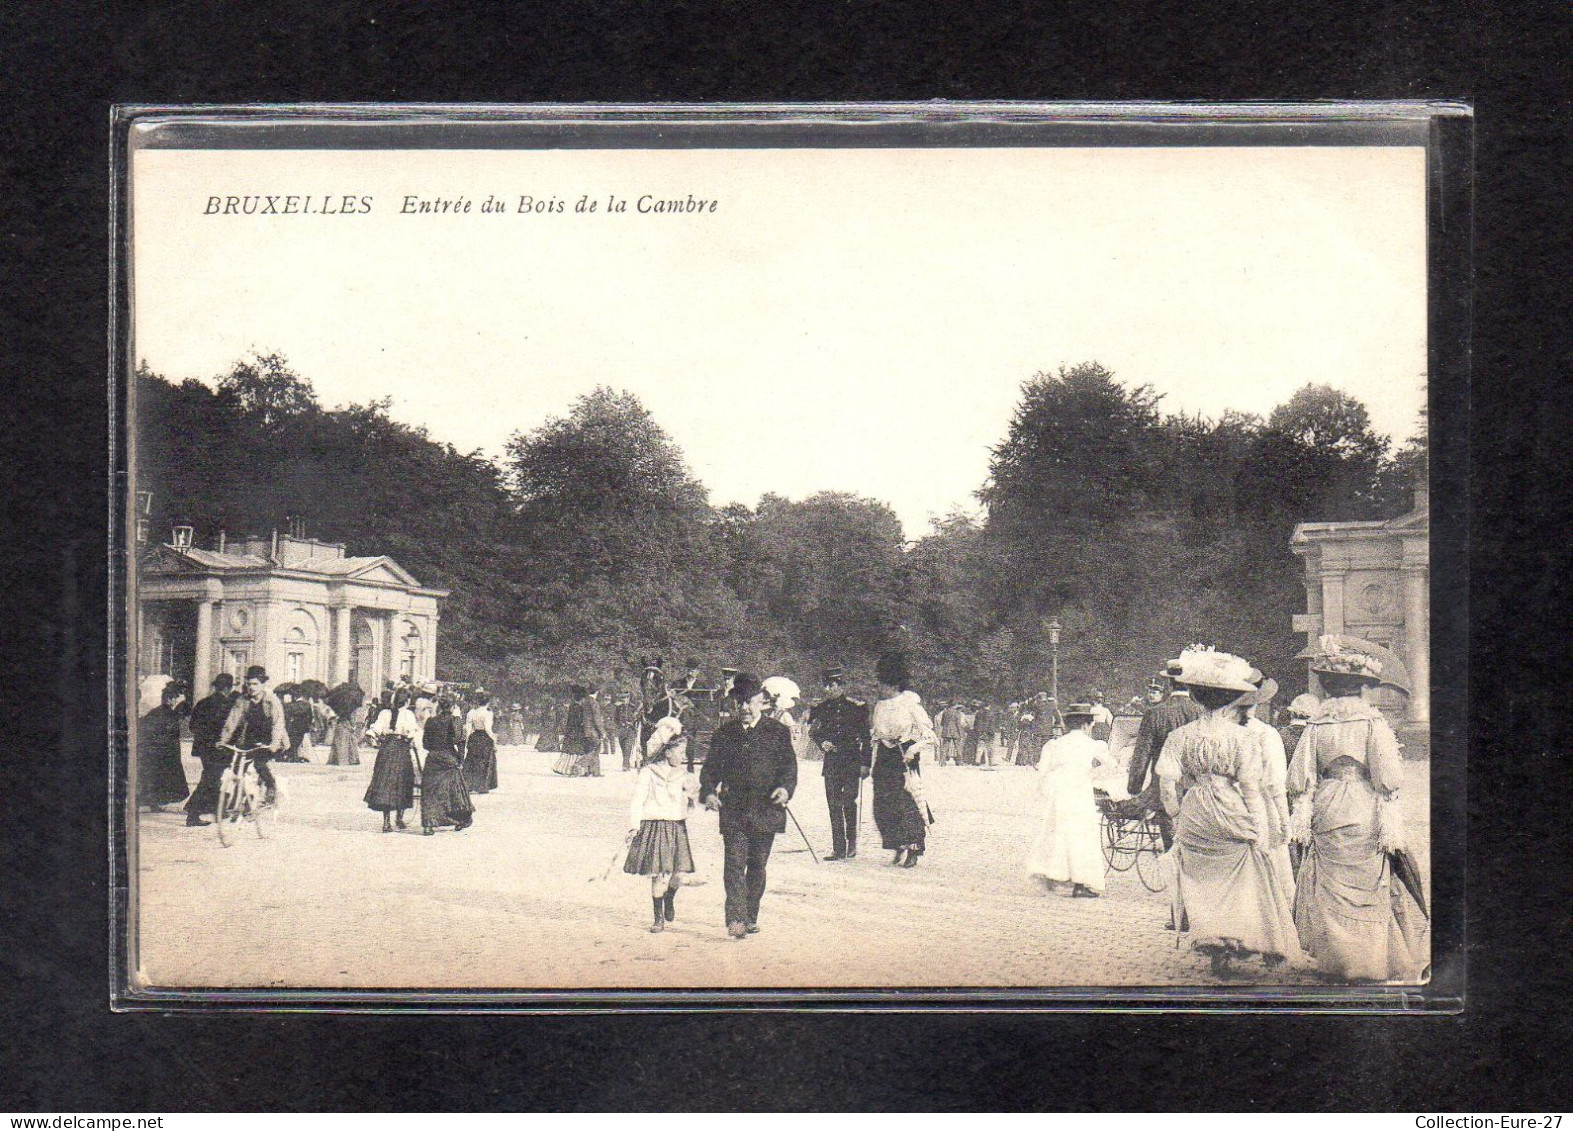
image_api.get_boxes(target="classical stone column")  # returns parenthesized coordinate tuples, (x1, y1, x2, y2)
(1402, 563, 1430, 726)
(383, 615, 399, 687)
(332, 605, 352, 685)
(193, 598, 214, 694)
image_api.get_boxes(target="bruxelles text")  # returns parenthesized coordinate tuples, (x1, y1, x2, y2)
(203, 193, 720, 216)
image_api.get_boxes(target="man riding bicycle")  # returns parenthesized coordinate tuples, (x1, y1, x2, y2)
(217, 664, 289, 804)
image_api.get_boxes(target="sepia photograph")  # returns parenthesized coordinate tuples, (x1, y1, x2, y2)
(120, 111, 1437, 1000)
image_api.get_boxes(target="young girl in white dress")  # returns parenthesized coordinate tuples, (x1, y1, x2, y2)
(623, 717, 701, 932)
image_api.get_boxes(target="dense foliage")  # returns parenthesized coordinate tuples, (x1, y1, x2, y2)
(135, 354, 1425, 702)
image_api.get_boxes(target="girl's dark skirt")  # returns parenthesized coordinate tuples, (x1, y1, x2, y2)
(420, 749, 474, 828)
(364, 735, 415, 812)
(623, 819, 696, 876)
(871, 743, 927, 854)
(463, 731, 498, 793)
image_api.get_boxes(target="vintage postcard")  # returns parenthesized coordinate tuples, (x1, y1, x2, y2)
(120, 109, 1440, 1001)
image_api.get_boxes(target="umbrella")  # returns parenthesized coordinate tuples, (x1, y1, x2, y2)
(1389, 847, 1430, 921)
(761, 675, 801, 710)
(326, 680, 366, 717)
(1295, 633, 1412, 694)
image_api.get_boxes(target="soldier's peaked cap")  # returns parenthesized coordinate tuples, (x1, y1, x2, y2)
(823, 666, 845, 684)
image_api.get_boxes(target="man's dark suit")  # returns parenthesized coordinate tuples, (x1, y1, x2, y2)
(184, 689, 234, 818)
(809, 694, 871, 857)
(701, 716, 798, 928)
(1126, 691, 1204, 849)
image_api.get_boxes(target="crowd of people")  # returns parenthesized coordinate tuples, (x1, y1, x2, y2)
(1020, 636, 1429, 983)
(137, 633, 1427, 982)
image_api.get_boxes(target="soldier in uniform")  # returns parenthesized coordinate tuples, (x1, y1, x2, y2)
(808, 666, 872, 860)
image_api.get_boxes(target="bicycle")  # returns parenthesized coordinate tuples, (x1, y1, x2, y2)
(214, 743, 274, 846)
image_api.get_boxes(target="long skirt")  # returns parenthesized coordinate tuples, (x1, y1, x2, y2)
(463, 731, 498, 793)
(1026, 766, 1104, 891)
(328, 715, 363, 766)
(623, 819, 696, 875)
(364, 735, 415, 812)
(1294, 776, 1425, 982)
(537, 727, 561, 754)
(139, 740, 190, 807)
(420, 749, 474, 828)
(1170, 777, 1300, 960)
(871, 745, 927, 853)
(552, 735, 592, 777)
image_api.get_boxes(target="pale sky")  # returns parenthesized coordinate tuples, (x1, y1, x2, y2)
(132, 143, 1427, 537)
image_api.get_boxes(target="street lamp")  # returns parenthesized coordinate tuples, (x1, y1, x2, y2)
(1045, 617, 1062, 705)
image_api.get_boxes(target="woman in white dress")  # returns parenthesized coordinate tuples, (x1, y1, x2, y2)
(1026, 702, 1114, 897)
(1157, 647, 1302, 976)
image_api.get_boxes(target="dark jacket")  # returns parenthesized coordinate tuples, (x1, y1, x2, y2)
(809, 694, 871, 781)
(701, 717, 798, 836)
(189, 690, 234, 759)
(1127, 693, 1206, 795)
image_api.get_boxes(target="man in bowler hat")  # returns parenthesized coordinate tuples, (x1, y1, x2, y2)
(809, 666, 871, 860)
(700, 673, 798, 938)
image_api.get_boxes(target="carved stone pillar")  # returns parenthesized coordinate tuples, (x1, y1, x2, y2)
(193, 598, 214, 695)
(1402, 563, 1430, 727)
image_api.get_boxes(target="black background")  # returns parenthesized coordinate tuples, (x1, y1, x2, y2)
(2, 1, 1568, 1111)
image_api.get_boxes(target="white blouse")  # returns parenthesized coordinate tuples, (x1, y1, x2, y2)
(629, 762, 700, 825)
(368, 706, 423, 754)
(465, 705, 494, 737)
(870, 690, 938, 755)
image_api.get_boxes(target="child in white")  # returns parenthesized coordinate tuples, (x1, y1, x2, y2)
(624, 717, 701, 932)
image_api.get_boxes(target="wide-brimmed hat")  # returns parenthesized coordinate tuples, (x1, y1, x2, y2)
(1301, 634, 1409, 692)
(644, 716, 685, 762)
(1238, 676, 1280, 707)
(1062, 701, 1097, 722)
(1172, 647, 1257, 693)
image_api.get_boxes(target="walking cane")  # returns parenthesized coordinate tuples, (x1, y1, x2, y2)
(784, 803, 821, 864)
(590, 830, 636, 882)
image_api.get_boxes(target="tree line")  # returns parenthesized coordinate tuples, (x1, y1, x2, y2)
(135, 354, 1424, 704)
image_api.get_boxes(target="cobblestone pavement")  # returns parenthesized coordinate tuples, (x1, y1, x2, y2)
(134, 746, 1430, 992)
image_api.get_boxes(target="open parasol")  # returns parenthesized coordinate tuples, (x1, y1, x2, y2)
(761, 675, 801, 711)
(325, 680, 367, 717)
(1296, 633, 1412, 694)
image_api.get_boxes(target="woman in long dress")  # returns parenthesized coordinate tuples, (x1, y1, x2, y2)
(364, 688, 417, 832)
(463, 693, 499, 794)
(326, 681, 366, 767)
(869, 652, 936, 868)
(1157, 648, 1301, 976)
(552, 686, 590, 776)
(1287, 640, 1425, 982)
(1026, 703, 1114, 896)
(1238, 674, 1296, 906)
(138, 680, 191, 810)
(419, 695, 474, 834)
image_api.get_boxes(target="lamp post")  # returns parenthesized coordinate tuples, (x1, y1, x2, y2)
(1046, 617, 1062, 705)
